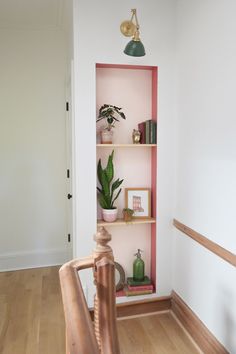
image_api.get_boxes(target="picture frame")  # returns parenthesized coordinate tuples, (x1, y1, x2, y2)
(125, 188, 151, 219)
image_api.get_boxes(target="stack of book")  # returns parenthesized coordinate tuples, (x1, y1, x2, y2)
(138, 120, 157, 144)
(125, 276, 154, 296)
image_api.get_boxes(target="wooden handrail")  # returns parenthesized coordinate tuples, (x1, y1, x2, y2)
(59, 227, 120, 354)
(173, 219, 236, 267)
(60, 257, 99, 354)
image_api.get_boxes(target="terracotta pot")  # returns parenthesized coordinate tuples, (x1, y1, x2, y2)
(123, 211, 133, 222)
(102, 208, 118, 222)
(101, 130, 113, 144)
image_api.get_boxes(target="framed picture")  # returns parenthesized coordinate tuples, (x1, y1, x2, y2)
(125, 188, 151, 219)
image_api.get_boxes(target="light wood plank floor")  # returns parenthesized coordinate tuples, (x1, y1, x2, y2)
(0, 266, 65, 354)
(0, 266, 200, 354)
(117, 313, 200, 354)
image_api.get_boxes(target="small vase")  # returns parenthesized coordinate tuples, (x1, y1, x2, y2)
(101, 130, 113, 144)
(102, 208, 118, 222)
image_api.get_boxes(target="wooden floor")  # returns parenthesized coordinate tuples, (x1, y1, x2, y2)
(0, 266, 200, 354)
(0, 266, 65, 354)
(117, 313, 200, 354)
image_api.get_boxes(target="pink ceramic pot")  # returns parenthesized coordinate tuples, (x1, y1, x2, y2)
(102, 208, 118, 222)
(101, 130, 113, 144)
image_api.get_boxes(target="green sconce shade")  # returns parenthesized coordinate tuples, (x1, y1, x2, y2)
(124, 39, 146, 57)
(121, 9, 146, 57)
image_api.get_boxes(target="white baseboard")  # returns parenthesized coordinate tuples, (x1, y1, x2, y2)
(0, 248, 72, 271)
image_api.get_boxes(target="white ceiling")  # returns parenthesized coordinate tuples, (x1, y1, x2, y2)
(0, 0, 67, 30)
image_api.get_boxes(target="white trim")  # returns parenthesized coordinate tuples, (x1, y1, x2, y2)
(0, 248, 71, 272)
(71, 59, 77, 259)
(72, 0, 78, 258)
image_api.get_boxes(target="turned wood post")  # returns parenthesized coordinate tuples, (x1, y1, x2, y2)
(93, 227, 120, 354)
(93, 226, 113, 260)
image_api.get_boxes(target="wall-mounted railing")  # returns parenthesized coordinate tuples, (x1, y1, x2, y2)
(173, 219, 236, 267)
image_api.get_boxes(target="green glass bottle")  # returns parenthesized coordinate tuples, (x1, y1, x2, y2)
(133, 249, 145, 281)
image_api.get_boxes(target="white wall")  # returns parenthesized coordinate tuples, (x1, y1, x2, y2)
(73, 0, 176, 305)
(62, 0, 73, 62)
(0, 29, 70, 270)
(174, 0, 236, 351)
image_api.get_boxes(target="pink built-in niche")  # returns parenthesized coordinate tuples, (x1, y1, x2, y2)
(96, 63, 158, 289)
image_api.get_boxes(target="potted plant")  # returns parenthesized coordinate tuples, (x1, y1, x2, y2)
(97, 150, 124, 222)
(123, 208, 134, 222)
(96, 104, 126, 143)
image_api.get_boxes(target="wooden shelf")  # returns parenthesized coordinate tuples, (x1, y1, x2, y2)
(97, 144, 157, 148)
(97, 217, 156, 227)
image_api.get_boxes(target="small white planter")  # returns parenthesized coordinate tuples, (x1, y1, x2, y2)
(101, 130, 113, 144)
(102, 208, 118, 222)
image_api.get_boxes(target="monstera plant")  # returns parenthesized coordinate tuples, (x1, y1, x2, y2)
(97, 150, 123, 222)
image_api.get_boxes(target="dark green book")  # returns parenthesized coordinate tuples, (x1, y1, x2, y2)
(153, 121, 157, 143)
(150, 120, 157, 144)
(127, 276, 152, 286)
(145, 120, 151, 144)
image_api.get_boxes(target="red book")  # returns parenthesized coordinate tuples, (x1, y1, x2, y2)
(138, 122, 146, 144)
(116, 290, 126, 297)
(127, 284, 154, 292)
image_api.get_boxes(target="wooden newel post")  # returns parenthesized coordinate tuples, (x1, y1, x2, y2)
(93, 227, 120, 354)
(93, 226, 113, 259)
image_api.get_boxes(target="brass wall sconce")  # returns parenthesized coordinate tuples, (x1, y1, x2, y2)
(120, 9, 146, 57)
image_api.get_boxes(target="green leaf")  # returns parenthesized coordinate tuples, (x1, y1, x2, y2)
(111, 178, 123, 193)
(111, 188, 122, 207)
(107, 117, 114, 124)
(98, 193, 109, 209)
(113, 105, 122, 111)
(97, 159, 103, 186)
(100, 170, 110, 197)
(96, 187, 102, 193)
(105, 150, 114, 183)
(96, 117, 105, 122)
(111, 117, 119, 122)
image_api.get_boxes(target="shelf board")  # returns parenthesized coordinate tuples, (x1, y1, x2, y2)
(97, 144, 157, 148)
(97, 217, 156, 227)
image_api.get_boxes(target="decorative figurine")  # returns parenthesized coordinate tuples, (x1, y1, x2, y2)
(132, 129, 141, 144)
(133, 249, 145, 281)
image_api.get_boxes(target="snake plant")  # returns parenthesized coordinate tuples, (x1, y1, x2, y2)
(97, 150, 124, 209)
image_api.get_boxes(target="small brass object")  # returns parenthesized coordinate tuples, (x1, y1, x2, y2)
(132, 129, 141, 144)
